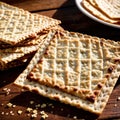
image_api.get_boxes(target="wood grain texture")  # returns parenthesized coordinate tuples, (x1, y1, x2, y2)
(1, 0, 74, 11)
(0, 0, 120, 120)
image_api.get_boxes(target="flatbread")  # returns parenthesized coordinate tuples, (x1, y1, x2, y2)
(14, 66, 120, 114)
(0, 2, 61, 45)
(81, 0, 120, 24)
(0, 25, 64, 49)
(0, 30, 56, 70)
(14, 30, 120, 114)
(94, 0, 120, 19)
(0, 46, 38, 69)
(0, 54, 32, 71)
(27, 31, 120, 101)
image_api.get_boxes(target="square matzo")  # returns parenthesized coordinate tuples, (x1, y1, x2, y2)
(0, 2, 61, 45)
(14, 30, 120, 114)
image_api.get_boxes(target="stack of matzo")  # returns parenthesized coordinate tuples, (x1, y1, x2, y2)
(81, 0, 120, 25)
(1, 1, 120, 116)
(0, 2, 61, 70)
(14, 30, 120, 114)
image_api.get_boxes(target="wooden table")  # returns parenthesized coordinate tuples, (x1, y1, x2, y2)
(0, 0, 120, 120)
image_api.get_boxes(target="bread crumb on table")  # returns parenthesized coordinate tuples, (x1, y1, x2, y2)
(73, 116, 77, 119)
(117, 97, 120, 101)
(32, 109, 38, 114)
(40, 111, 48, 119)
(31, 113, 37, 118)
(26, 107, 33, 113)
(12, 104, 16, 108)
(41, 103, 47, 108)
(2, 88, 11, 95)
(6, 102, 13, 108)
(114, 104, 117, 107)
(1, 112, 4, 115)
(17, 110, 23, 115)
(30, 100, 34, 104)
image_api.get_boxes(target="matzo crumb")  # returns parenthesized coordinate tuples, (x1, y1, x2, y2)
(17, 110, 23, 115)
(10, 111, 14, 116)
(7, 103, 13, 108)
(10, 111, 13, 114)
(35, 104, 41, 108)
(73, 116, 77, 119)
(30, 101, 34, 104)
(5, 112, 9, 115)
(1, 103, 4, 106)
(114, 104, 117, 107)
(1, 112, 4, 115)
(2, 88, 11, 95)
(32, 109, 37, 114)
(48, 103, 53, 106)
(12, 105, 16, 108)
(26, 107, 33, 113)
(40, 111, 48, 119)
(117, 97, 120, 101)
(31, 113, 37, 118)
(41, 104, 46, 108)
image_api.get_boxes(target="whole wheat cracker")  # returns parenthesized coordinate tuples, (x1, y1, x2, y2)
(0, 32, 46, 49)
(94, 0, 120, 20)
(0, 30, 56, 70)
(14, 64, 120, 114)
(0, 25, 64, 49)
(0, 2, 61, 45)
(27, 31, 120, 101)
(0, 31, 49, 49)
(0, 53, 33, 71)
(81, 0, 120, 24)
(15, 65, 120, 114)
(0, 46, 38, 69)
(14, 31, 120, 114)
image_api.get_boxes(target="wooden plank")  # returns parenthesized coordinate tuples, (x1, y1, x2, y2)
(1, 0, 75, 11)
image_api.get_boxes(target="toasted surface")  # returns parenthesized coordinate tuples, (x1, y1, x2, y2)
(14, 30, 120, 114)
(0, 2, 61, 45)
(81, 0, 120, 24)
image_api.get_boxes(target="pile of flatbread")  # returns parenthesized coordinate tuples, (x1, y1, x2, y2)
(0, 2, 61, 70)
(81, 0, 120, 25)
(1, 2, 120, 115)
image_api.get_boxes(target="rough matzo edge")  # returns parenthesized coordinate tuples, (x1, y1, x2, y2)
(0, 53, 33, 71)
(0, 30, 56, 70)
(0, 31, 49, 48)
(0, 2, 61, 45)
(0, 25, 64, 49)
(0, 30, 50, 51)
(14, 31, 120, 114)
(0, 45, 39, 67)
(81, 0, 120, 24)
(27, 31, 120, 102)
(14, 54, 120, 115)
